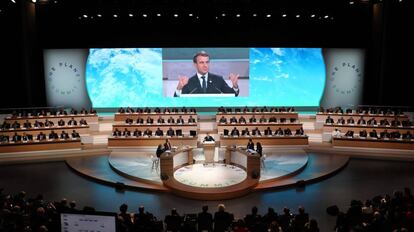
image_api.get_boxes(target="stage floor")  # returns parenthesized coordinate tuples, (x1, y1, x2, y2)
(107, 148, 309, 184)
(66, 147, 349, 199)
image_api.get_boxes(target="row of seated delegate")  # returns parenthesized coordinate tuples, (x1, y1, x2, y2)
(222, 127, 305, 137)
(8, 108, 97, 118)
(117, 107, 196, 114)
(1, 118, 88, 130)
(219, 116, 298, 124)
(218, 106, 295, 113)
(112, 128, 196, 137)
(318, 106, 404, 115)
(122, 116, 197, 124)
(325, 116, 412, 127)
(331, 129, 413, 140)
(0, 188, 321, 232)
(0, 130, 81, 143)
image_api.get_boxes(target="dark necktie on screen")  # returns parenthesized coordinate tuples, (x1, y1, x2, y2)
(201, 76, 206, 93)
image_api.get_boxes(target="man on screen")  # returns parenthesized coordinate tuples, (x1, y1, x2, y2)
(174, 51, 240, 96)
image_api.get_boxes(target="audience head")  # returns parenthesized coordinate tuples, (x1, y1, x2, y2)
(202, 205, 208, 212)
(138, 205, 145, 213)
(218, 204, 225, 212)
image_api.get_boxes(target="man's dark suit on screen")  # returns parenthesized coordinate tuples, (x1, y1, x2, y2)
(175, 73, 239, 96)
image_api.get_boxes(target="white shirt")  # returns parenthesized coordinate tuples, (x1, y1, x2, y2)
(197, 72, 208, 89)
(332, 130, 341, 137)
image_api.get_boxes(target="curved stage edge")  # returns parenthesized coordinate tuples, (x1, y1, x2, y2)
(65, 151, 349, 200)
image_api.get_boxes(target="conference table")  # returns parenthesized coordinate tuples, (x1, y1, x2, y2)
(332, 136, 414, 150)
(225, 146, 261, 172)
(323, 124, 414, 134)
(108, 136, 198, 147)
(217, 123, 302, 134)
(4, 114, 98, 124)
(220, 135, 308, 146)
(114, 112, 197, 122)
(216, 112, 298, 122)
(159, 147, 194, 179)
(316, 112, 408, 123)
(112, 123, 197, 134)
(0, 125, 90, 137)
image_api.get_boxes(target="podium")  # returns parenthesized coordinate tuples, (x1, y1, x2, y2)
(203, 141, 215, 163)
(181, 94, 235, 98)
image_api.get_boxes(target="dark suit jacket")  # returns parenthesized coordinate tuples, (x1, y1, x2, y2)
(176, 73, 239, 96)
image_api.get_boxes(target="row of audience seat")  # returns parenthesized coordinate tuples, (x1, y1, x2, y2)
(1, 118, 88, 130)
(219, 116, 298, 124)
(112, 128, 197, 137)
(0, 189, 320, 232)
(222, 127, 305, 136)
(117, 107, 197, 114)
(8, 108, 97, 118)
(218, 106, 296, 113)
(325, 116, 412, 127)
(0, 130, 81, 143)
(319, 106, 404, 115)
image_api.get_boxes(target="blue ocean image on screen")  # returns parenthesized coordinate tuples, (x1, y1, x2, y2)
(249, 48, 325, 106)
(86, 48, 325, 107)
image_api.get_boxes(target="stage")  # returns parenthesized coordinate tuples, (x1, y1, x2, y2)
(66, 147, 349, 200)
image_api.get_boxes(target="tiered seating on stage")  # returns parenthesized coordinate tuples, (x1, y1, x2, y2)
(216, 107, 308, 146)
(316, 106, 408, 129)
(319, 106, 414, 150)
(0, 108, 97, 153)
(109, 107, 198, 147)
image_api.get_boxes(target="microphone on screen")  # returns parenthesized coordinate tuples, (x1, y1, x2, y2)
(208, 80, 223, 94)
(189, 87, 199, 94)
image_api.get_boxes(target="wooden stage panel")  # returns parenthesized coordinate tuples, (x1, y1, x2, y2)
(108, 136, 198, 147)
(0, 139, 82, 153)
(333, 137, 414, 150)
(220, 135, 308, 146)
